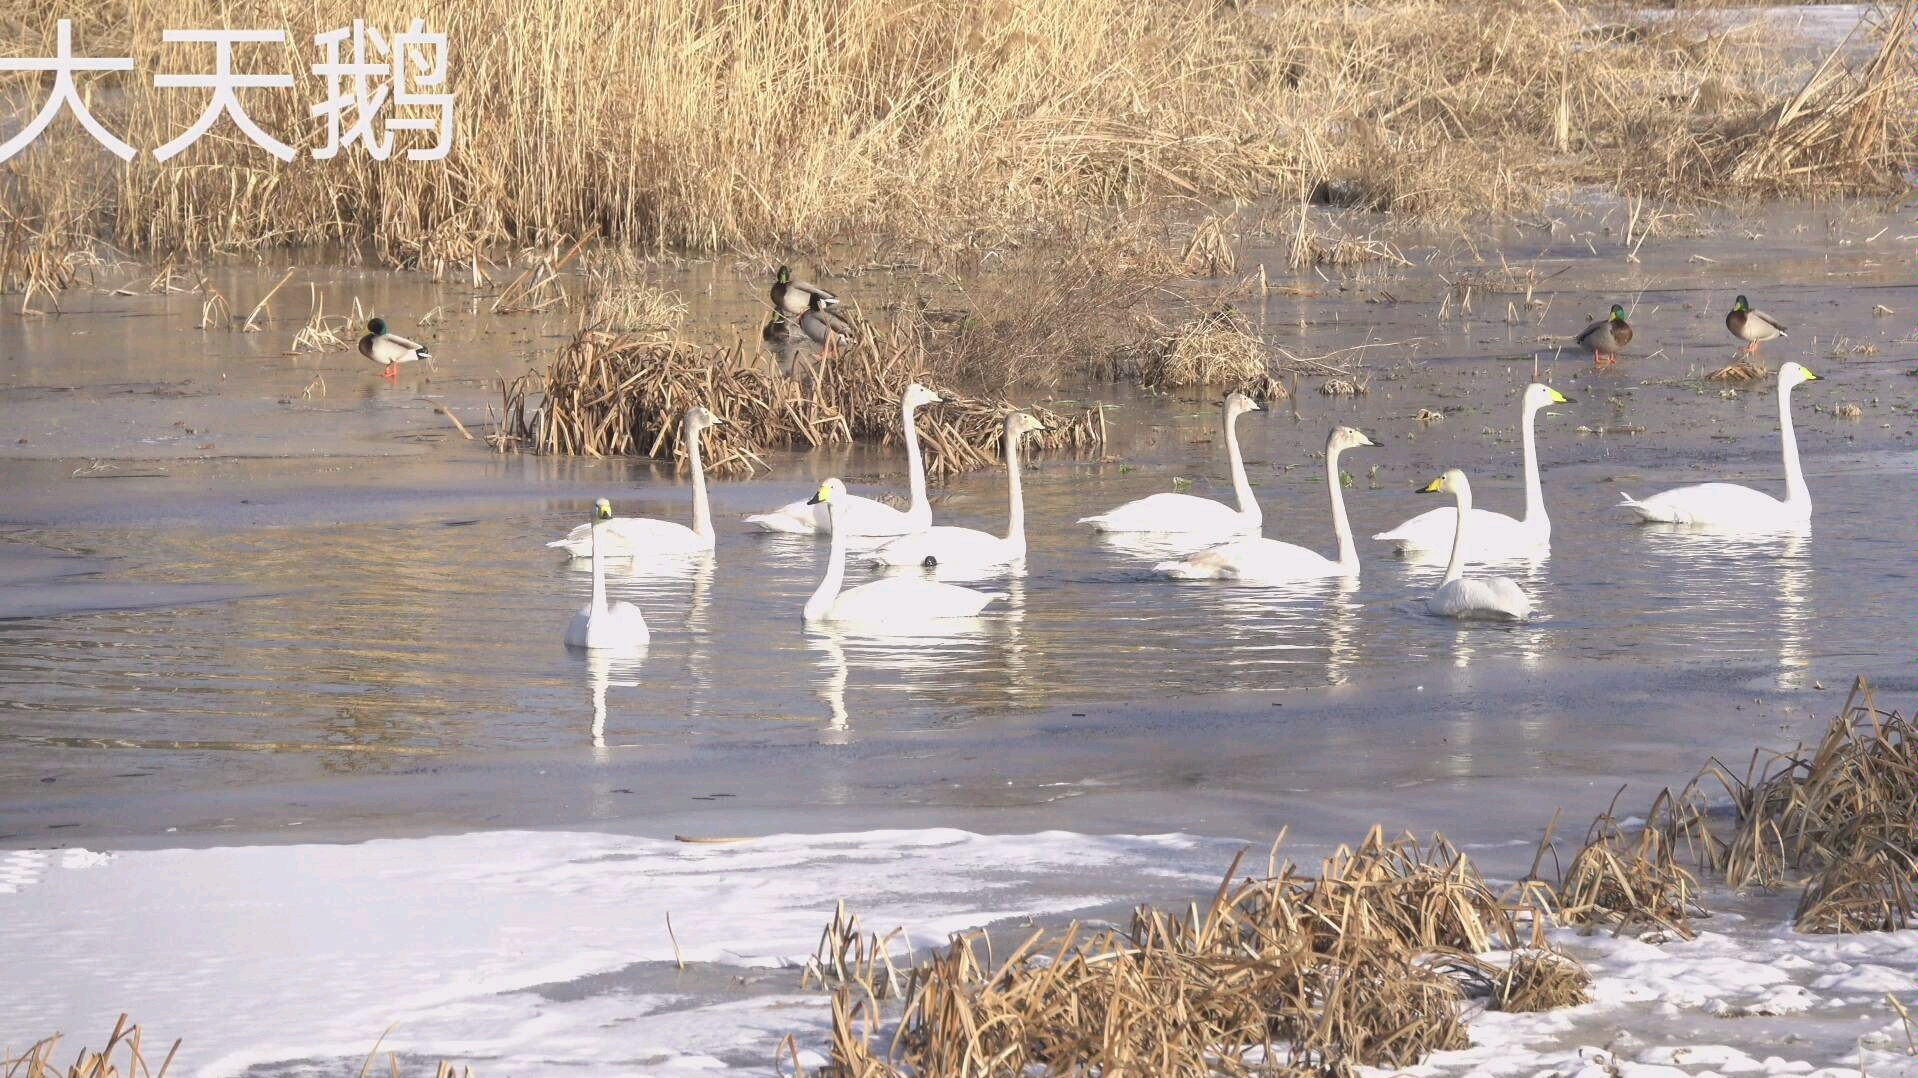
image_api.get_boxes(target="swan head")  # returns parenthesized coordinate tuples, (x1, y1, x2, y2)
(1326, 425, 1377, 453)
(902, 383, 943, 411)
(593, 497, 614, 521)
(1005, 411, 1046, 437)
(685, 405, 721, 432)
(1224, 391, 1261, 417)
(1777, 362, 1818, 389)
(1523, 383, 1573, 411)
(1732, 294, 1750, 312)
(806, 477, 847, 506)
(776, 265, 793, 284)
(366, 317, 387, 336)
(1420, 469, 1469, 498)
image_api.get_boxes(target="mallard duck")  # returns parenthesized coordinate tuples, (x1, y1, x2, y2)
(1575, 304, 1632, 367)
(1726, 295, 1786, 356)
(763, 312, 804, 348)
(771, 265, 838, 318)
(359, 318, 432, 379)
(799, 292, 857, 347)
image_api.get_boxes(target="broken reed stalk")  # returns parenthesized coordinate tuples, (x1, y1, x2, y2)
(493, 321, 1105, 479)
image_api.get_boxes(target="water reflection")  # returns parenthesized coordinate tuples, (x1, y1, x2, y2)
(806, 618, 997, 738)
(1636, 527, 1812, 689)
(582, 647, 646, 757)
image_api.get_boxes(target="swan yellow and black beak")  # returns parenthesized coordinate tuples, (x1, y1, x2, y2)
(1802, 369, 1819, 381)
(1547, 388, 1573, 404)
(594, 497, 614, 520)
(806, 482, 832, 506)
(1419, 477, 1445, 494)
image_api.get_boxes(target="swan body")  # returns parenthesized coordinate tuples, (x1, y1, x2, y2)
(1080, 392, 1262, 534)
(565, 499, 650, 649)
(869, 412, 1045, 570)
(1621, 362, 1817, 529)
(550, 406, 722, 558)
(1158, 425, 1376, 581)
(360, 317, 432, 380)
(1420, 470, 1532, 621)
(804, 479, 1001, 624)
(746, 384, 941, 535)
(1726, 294, 1786, 356)
(1374, 383, 1570, 560)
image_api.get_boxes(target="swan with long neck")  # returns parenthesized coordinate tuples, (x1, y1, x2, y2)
(1157, 426, 1376, 581)
(1079, 392, 1262, 534)
(1620, 362, 1817, 528)
(746, 384, 941, 536)
(549, 406, 722, 559)
(564, 499, 651, 648)
(1421, 471, 1533, 620)
(803, 478, 1001, 625)
(867, 412, 1045, 570)
(1374, 383, 1569, 560)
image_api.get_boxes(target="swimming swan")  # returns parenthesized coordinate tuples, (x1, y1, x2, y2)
(1374, 383, 1570, 560)
(746, 384, 941, 535)
(867, 412, 1046, 571)
(1620, 361, 1818, 529)
(803, 479, 1002, 624)
(564, 499, 651, 649)
(549, 406, 723, 559)
(1421, 470, 1533, 621)
(1079, 392, 1262, 534)
(1157, 425, 1376, 581)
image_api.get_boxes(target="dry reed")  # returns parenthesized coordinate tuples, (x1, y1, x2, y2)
(3, 0, 1912, 274)
(1138, 303, 1285, 400)
(1556, 801, 1706, 941)
(806, 830, 1588, 1076)
(493, 320, 1105, 479)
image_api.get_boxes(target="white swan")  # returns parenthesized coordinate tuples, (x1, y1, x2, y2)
(1420, 470, 1533, 621)
(549, 406, 723, 558)
(803, 479, 1001, 625)
(1157, 426, 1376, 581)
(1374, 383, 1570, 559)
(1079, 392, 1262, 534)
(745, 384, 942, 536)
(564, 499, 651, 648)
(867, 412, 1045, 571)
(1620, 362, 1818, 530)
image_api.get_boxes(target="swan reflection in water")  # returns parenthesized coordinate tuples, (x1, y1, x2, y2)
(1639, 524, 1811, 689)
(1183, 574, 1363, 685)
(582, 646, 646, 758)
(805, 616, 1000, 742)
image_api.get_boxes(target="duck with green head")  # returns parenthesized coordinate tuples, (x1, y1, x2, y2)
(1575, 304, 1632, 368)
(359, 318, 433, 380)
(771, 265, 838, 318)
(1726, 295, 1786, 356)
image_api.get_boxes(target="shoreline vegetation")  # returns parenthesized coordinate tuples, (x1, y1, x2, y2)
(8, 680, 1911, 1076)
(1, 1, 1911, 278)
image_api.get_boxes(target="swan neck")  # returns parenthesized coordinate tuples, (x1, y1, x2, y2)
(1326, 446, 1357, 571)
(1004, 421, 1026, 544)
(805, 499, 847, 620)
(903, 399, 929, 515)
(589, 519, 609, 616)
(1442, 483, 1472, 586)
(688, 425, 712, 539)
(1225, 407, 1258, 524)
(1521, 402, 1545, 527)
(1779, 380, 1808, 508)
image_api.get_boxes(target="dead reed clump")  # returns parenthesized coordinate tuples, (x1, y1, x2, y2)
(579, 252, 688, 336)
(1711, 677, 1917, 906)
(1792, 850, 1916, 934)
(807, 831, 1560, 1076)
(495, 322, 1105, 479)
(1557, 805, 1706, 941)
(1487, 948, 1594, 1013)
(1707, 360, 1769, 382)
(1138, 303, 1285, 400)
(3, 1015, 180, 1078)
